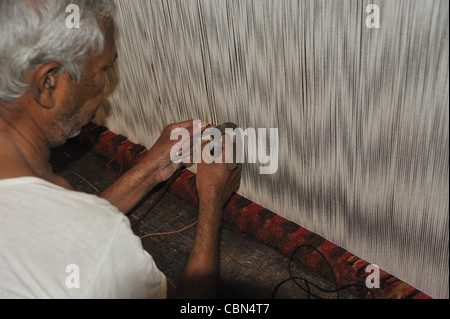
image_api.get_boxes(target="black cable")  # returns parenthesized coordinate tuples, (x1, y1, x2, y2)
(272, 244, 376, 299)
(130, 165, 186, 230)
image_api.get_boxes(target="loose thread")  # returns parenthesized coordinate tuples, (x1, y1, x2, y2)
(106, 158, 123, 181)
(139, 221, 198, 239)
(131, 166, 186, 230)
(105, 158, 194, 238)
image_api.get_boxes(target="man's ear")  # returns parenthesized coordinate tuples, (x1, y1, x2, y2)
(31, 62, 61, 109)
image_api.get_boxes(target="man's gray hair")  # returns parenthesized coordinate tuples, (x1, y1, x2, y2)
(0, 0, 116, 102)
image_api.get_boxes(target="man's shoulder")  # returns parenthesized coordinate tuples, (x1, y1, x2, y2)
(0, 176, 118, 209)
(0, 176, 125, 234)
(0, 176, 139, 298)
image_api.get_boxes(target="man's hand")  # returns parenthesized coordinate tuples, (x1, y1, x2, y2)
(142, 120, 207, 183)
(196, 138, 242, 208)
(99, 120, 206, 214)
(175, 136, 242, 299)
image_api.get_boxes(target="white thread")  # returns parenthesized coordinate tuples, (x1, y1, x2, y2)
(95, 0, 449, 299)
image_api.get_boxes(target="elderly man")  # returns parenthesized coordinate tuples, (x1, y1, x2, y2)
(0, 0, 241, 298)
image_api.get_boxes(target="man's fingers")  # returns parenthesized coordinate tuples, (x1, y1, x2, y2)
(200, 139, 215, 164)
(169, 121, 240, 169)
(173, 119, 196, 128)
(170, 120, 208, 131)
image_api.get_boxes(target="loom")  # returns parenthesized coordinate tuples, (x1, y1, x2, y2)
(87, 0, 448, 298)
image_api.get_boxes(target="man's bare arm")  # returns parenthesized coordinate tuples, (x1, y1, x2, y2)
(173, 139, 242, 299)
(176, 201, 223, 298)
(98, 156, 161, 214)
(98, 120, 202, 214)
